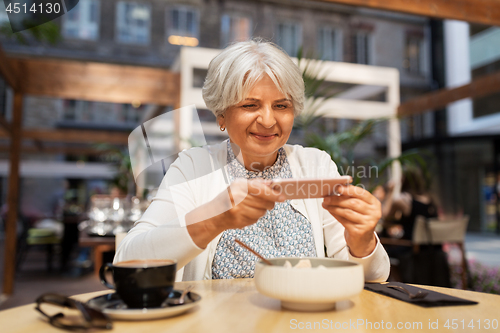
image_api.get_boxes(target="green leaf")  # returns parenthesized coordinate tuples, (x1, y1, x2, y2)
(0, 20, 61, 45)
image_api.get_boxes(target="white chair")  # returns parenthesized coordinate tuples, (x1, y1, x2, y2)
(412, 215, 470, 289)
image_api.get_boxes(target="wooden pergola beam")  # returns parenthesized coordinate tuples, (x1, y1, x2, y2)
(0, 43, 19, 135)
(9, 57, 180, 105)
(315, 0, 500, 26)
(398, 70, 500, 116)
(0, 44, 19, 91)
(23, 129, 130, 145)
(0, 128, 129, 145)
(0, 145, 120, 155)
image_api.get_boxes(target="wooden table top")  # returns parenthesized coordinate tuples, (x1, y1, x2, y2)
(79, 232, 115, 248)
(1, 279, 499, 333)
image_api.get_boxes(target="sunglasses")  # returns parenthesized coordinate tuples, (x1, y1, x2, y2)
(35, 293, 112, 331)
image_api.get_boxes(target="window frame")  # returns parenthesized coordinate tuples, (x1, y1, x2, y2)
(317, 26, 343, 62)
(220, 14, 252, 47)
(275, 21, 302, 57)
(62, 0, 100, 41)
(404, 34, 427, 75)
(0, 1, 9, 25)
(167, 6, 199, 39)
(352, 31, 373, 65)
(116, 1, 152, 45)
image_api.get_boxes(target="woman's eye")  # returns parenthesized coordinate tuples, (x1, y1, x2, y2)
(242, 104, 257, 108)
(275, 104, 289, 109)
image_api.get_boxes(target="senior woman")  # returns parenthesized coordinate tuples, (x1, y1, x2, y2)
(115, 40, 390, 282)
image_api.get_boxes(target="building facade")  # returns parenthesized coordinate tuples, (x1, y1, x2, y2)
(0, 0, 433, 218)
(399, 19, 500, 233)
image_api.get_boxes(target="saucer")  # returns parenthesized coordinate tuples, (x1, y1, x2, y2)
(86, 290, 201, 320)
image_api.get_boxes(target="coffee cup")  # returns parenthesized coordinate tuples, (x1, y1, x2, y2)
(99, 259, 177, 308)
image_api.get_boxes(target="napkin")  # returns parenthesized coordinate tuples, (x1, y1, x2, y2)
(364, 282, 478, 308)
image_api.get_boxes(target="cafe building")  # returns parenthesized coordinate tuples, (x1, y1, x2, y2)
(4, 0, 499, 235)
(0, 0, 433, 228)
(401, 20, 500, 234)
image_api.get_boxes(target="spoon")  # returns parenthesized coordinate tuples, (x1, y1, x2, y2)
(165, 285, 193, 306)
(387, 285, 428, 299)
(234, 238, 273, 265)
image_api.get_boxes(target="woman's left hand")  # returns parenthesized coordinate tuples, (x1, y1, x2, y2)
(322, 185, 381, 258)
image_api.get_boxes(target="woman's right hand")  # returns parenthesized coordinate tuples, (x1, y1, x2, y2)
(186, 179, 285, 248)
(220, 179, 285, 229)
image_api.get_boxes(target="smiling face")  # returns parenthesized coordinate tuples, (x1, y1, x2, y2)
(219, 74, 295, 171)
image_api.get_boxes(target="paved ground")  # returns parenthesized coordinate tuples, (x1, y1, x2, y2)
(464, 233, 500, 267)
(0, 232, 499, 310)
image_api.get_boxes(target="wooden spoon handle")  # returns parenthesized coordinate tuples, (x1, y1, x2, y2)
(234, 238, 273, 266)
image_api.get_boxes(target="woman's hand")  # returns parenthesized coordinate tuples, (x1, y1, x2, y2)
(221, 179, 286, 229)
(322, 185, 381, 258)
(186, 179, 285, 248)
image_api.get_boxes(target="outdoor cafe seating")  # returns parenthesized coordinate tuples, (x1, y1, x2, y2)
(381, 215, 470, 289)
(2, 0, 500, 330)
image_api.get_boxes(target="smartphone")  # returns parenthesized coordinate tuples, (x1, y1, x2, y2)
(270, 176, 353, 200)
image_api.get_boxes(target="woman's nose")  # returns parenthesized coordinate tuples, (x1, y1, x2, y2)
(257, 105, 276, 128)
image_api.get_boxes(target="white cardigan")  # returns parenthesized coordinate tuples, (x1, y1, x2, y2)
(114, 141, 390, 282)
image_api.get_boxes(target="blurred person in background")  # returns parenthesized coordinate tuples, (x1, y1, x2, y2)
(381, 166, 438, 255)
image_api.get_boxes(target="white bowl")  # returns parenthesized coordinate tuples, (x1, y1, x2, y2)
(254, 257, 364, 311)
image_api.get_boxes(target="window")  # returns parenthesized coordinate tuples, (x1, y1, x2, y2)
(123, 103, 143, 124)
(404, 36, 426, 74)
(116, 2, 151, 45)
(220, 15, 251, 47)
(317, 27, 342, 61)
(0, 1, 9, 25)
(62, 100, 143, 125)
(352, 32, 372, 65)
(63, 100, 92, 122)
(192, 68, 208, 88)
(167, 7, 198, 46)
(63, 0, 100, 40)
(276, 22, 302, 57)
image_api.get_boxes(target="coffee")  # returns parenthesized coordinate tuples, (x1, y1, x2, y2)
(114, 259, 175, 268)
(99, 259, 177, 308)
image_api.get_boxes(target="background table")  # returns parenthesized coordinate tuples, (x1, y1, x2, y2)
(1, 279, 499, 333)
(78, 233, 115, 276)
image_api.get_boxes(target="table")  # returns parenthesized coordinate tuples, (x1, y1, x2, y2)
(1, 279, 499, 333)
(61, 214, 84, 272)
(379, 237, 413, 247)
(78, 233, 115, 276)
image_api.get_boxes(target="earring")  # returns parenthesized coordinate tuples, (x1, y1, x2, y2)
(219, 115, 225, 132)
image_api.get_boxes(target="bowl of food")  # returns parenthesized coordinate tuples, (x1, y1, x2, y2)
(254, 258, 364, 311)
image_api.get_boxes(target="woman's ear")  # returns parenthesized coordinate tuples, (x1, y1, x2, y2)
(217, 115, 225, 128)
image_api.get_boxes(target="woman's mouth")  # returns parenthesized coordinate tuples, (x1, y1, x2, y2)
(251, 133, 277, 141)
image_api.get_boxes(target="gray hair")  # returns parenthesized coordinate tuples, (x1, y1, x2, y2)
(202, 39, 305, 117)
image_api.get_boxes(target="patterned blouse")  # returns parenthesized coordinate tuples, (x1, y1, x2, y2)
(211, 141, 317, 279)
